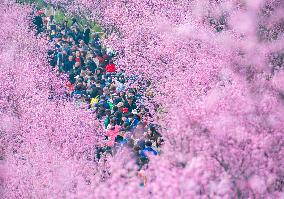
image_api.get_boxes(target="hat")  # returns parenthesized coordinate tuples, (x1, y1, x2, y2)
(122, 107, 128, 113)
(117, 102, 124, 108)
(37, 10, 44, 15)
(127, 96, 134, 100)
(106, 63, 116, 73)
(132, 109, 138, 115)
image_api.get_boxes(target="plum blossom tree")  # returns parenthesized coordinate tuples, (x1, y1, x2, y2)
(1, 0, 284, 198)
(0, 2, 106, 198)
(46, 0, 284, 198)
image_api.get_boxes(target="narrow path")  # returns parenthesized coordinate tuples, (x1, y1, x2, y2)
(32, 8, 163, 175)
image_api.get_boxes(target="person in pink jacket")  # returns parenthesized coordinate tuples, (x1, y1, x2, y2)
(106, 125, 121, 147)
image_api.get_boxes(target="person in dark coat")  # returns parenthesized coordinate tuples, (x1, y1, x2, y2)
(83, 25, 91, 44)
(33, 11, 44, 35)
(64, 56, 75, 72)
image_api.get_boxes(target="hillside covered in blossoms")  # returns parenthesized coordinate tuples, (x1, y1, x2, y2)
(1, 0, 284, 198)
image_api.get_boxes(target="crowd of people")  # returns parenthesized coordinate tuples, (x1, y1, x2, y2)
(33, 10, 163, 171)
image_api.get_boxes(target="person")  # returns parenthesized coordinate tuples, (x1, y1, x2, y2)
(72, 27, 82, 45)
(47, 15, 56, 31)
(91, 33, 101, 49)
(33, 10, 44, 35)
(125, 96, 137, 112)
(62, 20, 70, 32)
(104, 109, 111, 129)
(139, 140, 158, 159)
(75, 51, 84, 65)
(71, 18, 79, 27)
(86, 56, 97, 73)
(66, 81, 74, 96)
(69, 62, 81, 83)
(56, 49, 68, 71)
(79, 40, 89, 52)
(106, 124, 121, 147)
(83, 25, 91, 44)
(64, 56, 75, 72)
(138, 169, 147, 186)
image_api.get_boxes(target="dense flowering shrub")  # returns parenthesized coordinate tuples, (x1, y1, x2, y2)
(0, 2, 105, 198)
(1, 0, 284, 198)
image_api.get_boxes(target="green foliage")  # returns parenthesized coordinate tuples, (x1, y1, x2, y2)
(17, 0, 103, 33)
(93, 24, 102, 32)
(54, 10, 67, 24)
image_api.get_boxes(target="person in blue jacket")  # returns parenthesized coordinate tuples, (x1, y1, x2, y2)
(139, 140, 158, 159)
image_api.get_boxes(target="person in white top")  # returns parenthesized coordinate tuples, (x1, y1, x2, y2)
(46, 15, 56, 31)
